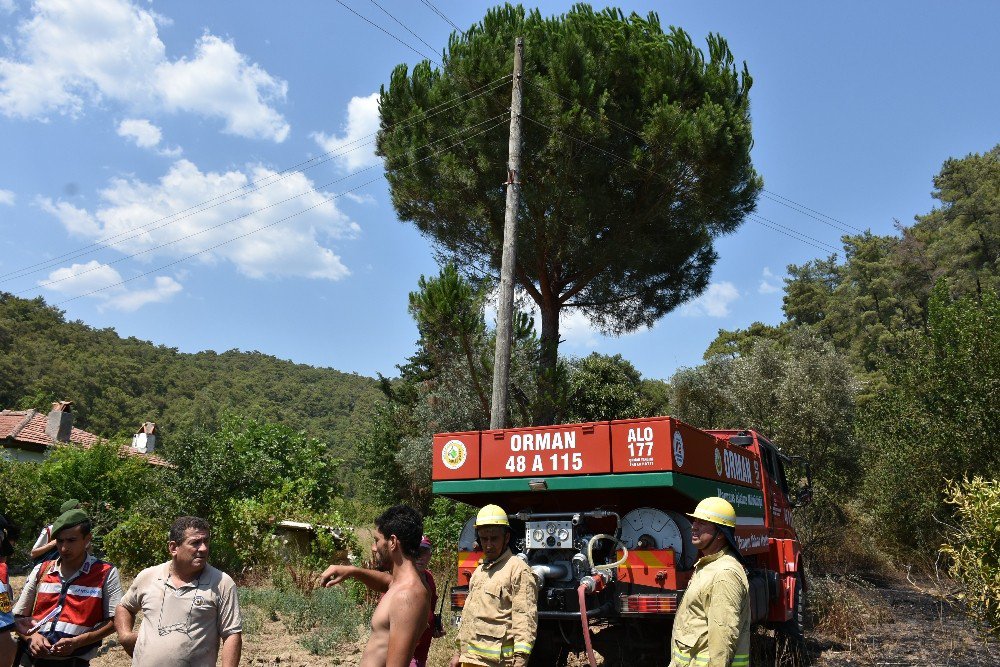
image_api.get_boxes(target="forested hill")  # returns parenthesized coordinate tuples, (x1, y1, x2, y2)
(0, 294, 383, 458)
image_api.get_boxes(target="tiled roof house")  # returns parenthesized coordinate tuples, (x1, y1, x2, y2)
(0, 401, 171, 467)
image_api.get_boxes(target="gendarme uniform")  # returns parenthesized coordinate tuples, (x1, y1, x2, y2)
(457, 547, 538, 666)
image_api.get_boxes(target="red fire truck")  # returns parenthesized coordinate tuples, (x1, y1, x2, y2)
(433, 416, 811, 666)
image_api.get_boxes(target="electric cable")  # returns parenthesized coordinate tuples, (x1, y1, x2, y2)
(748, 217, 838, 255)
(761, 191, 863, 234)
(418, 0, 465, 36)
(368, 0, 439, 56)
(50, 113, 510, 306)
(333, 0, 438, 64)
(748, 213, 840, 254)
(1, 74, 511, 285)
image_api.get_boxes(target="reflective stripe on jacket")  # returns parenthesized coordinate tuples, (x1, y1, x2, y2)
(33, 555, 113, 649)
(457, 548, 538, 666)
(669, 549, 750, 667)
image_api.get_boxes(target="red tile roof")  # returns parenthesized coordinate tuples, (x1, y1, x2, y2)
(0, 409, 172, 467)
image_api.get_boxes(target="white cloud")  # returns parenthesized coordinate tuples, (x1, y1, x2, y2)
(106, 275, 182, 311)
(0, 1, 17, 15)
(311, 93, 381, 171)
(0, 0, 289, 141)
(39, 158, 360, 280)
(39, 260, 182, 311)
(680, 281, 740, 317)
(0, 188, 15, 205)
(758, 266, 780, 294)
(42, 260, 123, 295)
(116, 118, 182, 156)
(155, 34, 289, 142)
(117, 118, 160, 148)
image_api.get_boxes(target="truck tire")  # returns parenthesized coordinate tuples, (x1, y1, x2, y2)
(775, 573, 807, 666)
(782, 572, 805, 639)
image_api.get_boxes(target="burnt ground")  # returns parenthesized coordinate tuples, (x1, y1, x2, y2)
(806, 573, 997, 667)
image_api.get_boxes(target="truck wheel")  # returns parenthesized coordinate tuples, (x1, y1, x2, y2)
(783, 572, 806, 639)
(776, 573, 807, 666)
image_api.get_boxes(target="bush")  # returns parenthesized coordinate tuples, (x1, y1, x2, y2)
(102, 513, 170, 574)
(0, 455, 50, 568)
(941, 477, 1000, 636)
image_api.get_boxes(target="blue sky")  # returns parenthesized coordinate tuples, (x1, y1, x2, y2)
(1, 1, 998, 383)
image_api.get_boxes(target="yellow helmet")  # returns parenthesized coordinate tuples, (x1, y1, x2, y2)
(687, 497, 737, 528)
(475, 504, 510, 528)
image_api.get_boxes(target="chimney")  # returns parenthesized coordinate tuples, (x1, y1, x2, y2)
(131, 421, 158, 454)
(45, 401, 74, 443)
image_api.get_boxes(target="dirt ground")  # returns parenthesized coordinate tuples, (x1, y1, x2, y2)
(808, 573, 997, 667)
(12, 572, 999, 666)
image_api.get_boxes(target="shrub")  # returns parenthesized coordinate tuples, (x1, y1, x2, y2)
(0, 455, 50, 567)
(102, 513, 170, 574)
(941, 477, 1000, 636)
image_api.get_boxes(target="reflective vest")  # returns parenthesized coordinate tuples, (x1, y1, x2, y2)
(0, 562, 14, 630)
(669, 549, 750, 667)
(32, 555, 113, 653)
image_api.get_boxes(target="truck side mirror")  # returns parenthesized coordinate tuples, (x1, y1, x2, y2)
(728, 435, 754, 447)
(793, 487, 813, 508)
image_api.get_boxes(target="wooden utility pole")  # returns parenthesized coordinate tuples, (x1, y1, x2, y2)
(490, 37, 524, 430)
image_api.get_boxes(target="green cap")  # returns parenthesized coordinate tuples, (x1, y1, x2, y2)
(51, 509, 89, 538)
(60, 499, 80, 513)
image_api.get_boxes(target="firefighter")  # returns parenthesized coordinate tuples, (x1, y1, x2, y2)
(449, 505, 537, 667)
(669, 497, 750, 667)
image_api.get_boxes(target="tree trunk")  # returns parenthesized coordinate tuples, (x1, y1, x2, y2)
(533, 299, 561, 425)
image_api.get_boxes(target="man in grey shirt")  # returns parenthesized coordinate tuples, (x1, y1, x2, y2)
(115, 516, 242, 667)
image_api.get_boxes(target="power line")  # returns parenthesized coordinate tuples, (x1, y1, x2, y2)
(418, 0, 464, 36)
(368, 0, 439, 56)
(52, 114, 511, 306)
(748, 215, 839, 255)
(749, 213, 840, 254)
(761, 190, 864, 234)
(749, 217, 835, 256)
(520, 111, 843, 256)
(1, 74, 512, 285)
(522, 78, 862, 238)
(333, 0, 439, 65)
(29, 112, 510, 297)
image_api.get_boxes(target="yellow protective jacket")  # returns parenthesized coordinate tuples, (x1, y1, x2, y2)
(669, 549, 750, 667)
(457, 548, 538, 666)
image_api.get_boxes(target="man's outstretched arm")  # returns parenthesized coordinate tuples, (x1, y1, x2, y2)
(320, 564, 392, 593)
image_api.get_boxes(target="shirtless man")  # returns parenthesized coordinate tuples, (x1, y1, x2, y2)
(321, 505, 430, 667)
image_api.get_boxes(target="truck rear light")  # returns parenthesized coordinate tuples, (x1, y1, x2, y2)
(451, 591, 468, 608)
(619, 594, 677, 614)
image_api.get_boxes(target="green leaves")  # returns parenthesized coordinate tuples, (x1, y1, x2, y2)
(859, 285, 1000, 552)
(941, 477, 1000, 636)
